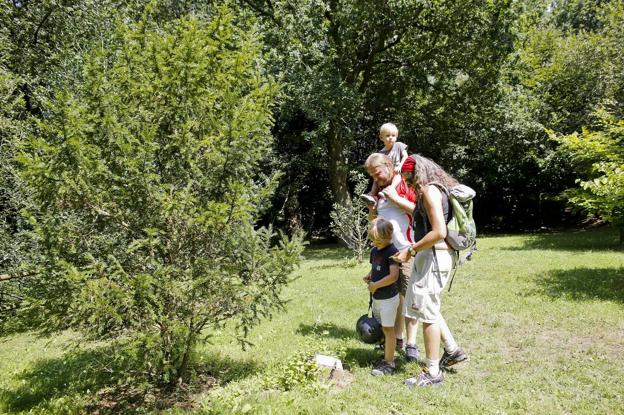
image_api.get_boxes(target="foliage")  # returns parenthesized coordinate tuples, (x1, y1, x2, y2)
(551, 111, 624, 242)
(262, 351, 322, 392)
(15, 5, 303, 385)
(241, 0, 517, 213)
(329, 172, 370, 262)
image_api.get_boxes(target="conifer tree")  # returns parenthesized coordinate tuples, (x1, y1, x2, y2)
(17, 5, 303, 384)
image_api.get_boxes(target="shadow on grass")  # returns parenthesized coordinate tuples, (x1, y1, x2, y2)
(501, 227, 622, 252)
(342, 347, 381, 369)
(534, 267, 624, 303)
(0, 343, 260, 414)
(296, 322, 356, 340)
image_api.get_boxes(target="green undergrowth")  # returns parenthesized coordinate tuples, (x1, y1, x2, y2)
(1, 227, 623, 414)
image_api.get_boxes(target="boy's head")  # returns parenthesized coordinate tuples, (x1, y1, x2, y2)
(379, 123, 399, 148)
(368, 217, 394, 249)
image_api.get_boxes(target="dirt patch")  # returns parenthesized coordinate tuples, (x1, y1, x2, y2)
(325, 368, 355, 391)
(85, 374, 218, 414)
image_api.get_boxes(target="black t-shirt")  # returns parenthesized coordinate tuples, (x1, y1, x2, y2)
(370, 244, 399, 300)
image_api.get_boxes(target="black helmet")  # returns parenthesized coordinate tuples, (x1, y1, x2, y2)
(356, 314, 383, 344)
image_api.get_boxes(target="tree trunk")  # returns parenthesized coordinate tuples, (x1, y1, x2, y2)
(327, 125, 350, 208)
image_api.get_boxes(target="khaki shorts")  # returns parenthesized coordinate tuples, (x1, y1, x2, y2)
(372, 294, 400, 327)
(398, 256, 414, 296)
(404, 249, 455, 323)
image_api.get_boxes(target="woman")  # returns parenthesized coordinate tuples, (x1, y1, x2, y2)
(392, 154, 468, 387)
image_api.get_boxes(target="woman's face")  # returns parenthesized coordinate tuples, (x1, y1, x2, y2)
(401, 170, 418, 188)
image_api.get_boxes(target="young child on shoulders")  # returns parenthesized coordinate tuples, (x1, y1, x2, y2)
(363, 217, 400, 376)
(361, 122, 408, 205)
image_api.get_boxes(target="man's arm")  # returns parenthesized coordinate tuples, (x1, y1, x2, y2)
(381, 184, 415, 214)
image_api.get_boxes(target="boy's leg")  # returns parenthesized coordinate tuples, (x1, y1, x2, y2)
(382, 326, 396, 363)
(388, 172, 402, 189)
(372, 295, 399, 375)
(360, 181, 379, 204)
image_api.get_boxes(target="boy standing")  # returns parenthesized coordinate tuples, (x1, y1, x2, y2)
(361, 123, 409, 205)
(364, 217, 400, 376)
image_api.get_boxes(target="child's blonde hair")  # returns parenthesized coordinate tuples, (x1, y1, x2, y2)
(368, 217, 394, 243)
(379, 122, 399, 136)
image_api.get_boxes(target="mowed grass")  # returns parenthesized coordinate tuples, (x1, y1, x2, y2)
(1, 227, 623, 414)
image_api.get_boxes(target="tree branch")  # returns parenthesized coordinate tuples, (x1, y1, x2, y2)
(32, 6, 56, 46)
(0, 271, 33, 282)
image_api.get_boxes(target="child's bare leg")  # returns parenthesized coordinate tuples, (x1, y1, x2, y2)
(361, 181, 380, 204)
(388, 172, 402, 189)
(382, 326, 396, 363)
(370, 180, 380, 197)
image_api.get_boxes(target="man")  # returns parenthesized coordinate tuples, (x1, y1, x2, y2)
(365, 153, 419, 361)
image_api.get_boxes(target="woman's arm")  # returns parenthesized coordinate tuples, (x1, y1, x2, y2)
(392, 185, 446, 262)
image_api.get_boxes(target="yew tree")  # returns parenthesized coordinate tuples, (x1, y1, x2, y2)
(17, 6, 302, 384)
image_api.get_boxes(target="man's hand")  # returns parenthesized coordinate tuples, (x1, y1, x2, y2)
(380, 186, 399, 203)
(391, 248, 410, 263)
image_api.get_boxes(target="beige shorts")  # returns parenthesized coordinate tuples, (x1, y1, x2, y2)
(404, 249, 455, 323)
(372, 294, 400, 327)
(398, 256, 414, 296)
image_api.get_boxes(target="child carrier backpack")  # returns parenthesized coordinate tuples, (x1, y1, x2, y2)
(418, 182, 477, 291)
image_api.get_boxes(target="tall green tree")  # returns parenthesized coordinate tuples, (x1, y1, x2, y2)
(240, 0, 516, 207)
(17, 6, 303, 384)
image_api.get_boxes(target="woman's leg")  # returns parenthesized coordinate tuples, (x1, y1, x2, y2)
(422, 321, 441, 375)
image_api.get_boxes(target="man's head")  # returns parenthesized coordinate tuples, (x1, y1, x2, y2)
(365, 153, 394, 187)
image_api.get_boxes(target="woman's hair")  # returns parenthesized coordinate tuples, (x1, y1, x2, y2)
(404, 154, 458, 193)
(368, 217, 394, 243)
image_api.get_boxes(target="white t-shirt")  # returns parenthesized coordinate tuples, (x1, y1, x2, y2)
(376, 194, 413, 251)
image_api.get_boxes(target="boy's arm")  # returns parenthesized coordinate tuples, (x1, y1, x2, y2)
(395, 146, 409, 173)
(368, 263, 399, 292)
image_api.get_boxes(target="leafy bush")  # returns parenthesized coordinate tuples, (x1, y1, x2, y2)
(16, 5, 303, 385)
(329, 172, 370, 262)
(551, 111, 624, 242)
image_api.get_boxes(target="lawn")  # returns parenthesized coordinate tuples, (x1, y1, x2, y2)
(1, 227, 623, 414)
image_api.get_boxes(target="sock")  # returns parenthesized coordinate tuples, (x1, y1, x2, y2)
(426, 358, 440, 376)
(438, 316, 458, 353)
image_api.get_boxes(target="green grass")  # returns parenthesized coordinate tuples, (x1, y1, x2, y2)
(1, 227, 623, 414)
